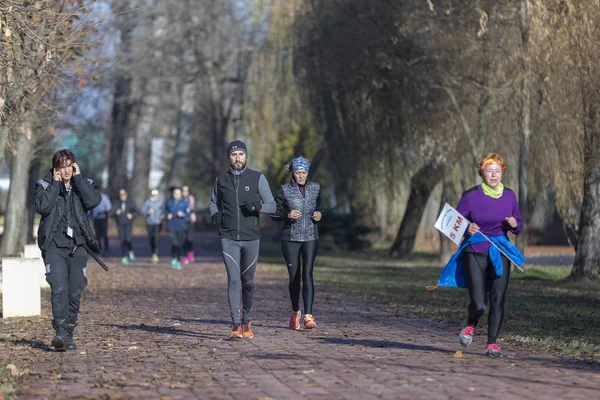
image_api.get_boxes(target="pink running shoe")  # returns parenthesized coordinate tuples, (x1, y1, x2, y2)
(187, 251, 195, 263)
(182, 257, 190, 265)
(289, 311, 301, 330)
(485, 343, 503, 357)
(459, 326, 475, 346)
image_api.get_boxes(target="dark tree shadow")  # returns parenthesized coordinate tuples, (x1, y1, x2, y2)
(0, 337, 53, 352)
(317, 337, 454, 354)
(97, 323, 219, 339)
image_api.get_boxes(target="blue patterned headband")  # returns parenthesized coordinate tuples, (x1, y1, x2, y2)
(291, 156, 310, 172)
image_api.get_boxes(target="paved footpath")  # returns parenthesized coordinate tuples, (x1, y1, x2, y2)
(1, 238, 599, 399)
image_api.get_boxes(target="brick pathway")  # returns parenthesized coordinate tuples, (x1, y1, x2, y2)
(1, 238, 599, 399)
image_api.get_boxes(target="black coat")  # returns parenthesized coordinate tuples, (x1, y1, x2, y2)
(34, 169, 102, 253)
(112, 199, 138, 226)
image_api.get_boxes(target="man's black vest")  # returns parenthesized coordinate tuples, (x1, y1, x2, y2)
(215, 169, 263, 240)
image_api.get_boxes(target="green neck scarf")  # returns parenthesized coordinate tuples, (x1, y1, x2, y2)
(481, 182, 504, 199)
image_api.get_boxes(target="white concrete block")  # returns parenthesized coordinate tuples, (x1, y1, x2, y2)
(2, 257, 41, 318)
(24, 244, 50, 289)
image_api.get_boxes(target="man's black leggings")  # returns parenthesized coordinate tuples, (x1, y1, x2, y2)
(117, 224, 133, 257)
(147, 224, 161, 254)
(282, 240, 318, 314)
(462, 251, 511, 344)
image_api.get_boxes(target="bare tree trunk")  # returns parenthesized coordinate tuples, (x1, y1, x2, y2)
(169, 81, 197, 187)
(571, 99, 600, 279)
(517, 0, 531, 254)
(439, 166, 461, 264)
(27, 158, 41, 243)
(131, 79, 159, 207)
(107, 8, 135, 198)
(0, 131, 33, 257)
(130, 2, 167, 206)
(569, 5, 600, 280)
(390, 163, 444, 258)
(107, 76, 133, 198)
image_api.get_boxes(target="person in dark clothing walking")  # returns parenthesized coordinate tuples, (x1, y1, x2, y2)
(209, 140, 276, 339)
(271, 156, 323, 330)
(166, 187, 189, 269)
(34, 149, 102, 352)
(113, 188, 138, 265)
(181, 184, 197, 265)
(141, 188, 165, 263)
(90, 189, 112, 255)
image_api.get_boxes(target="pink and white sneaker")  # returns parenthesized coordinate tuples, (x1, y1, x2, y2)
(459, 325, 475, 346)
(485, 343, 503, 357)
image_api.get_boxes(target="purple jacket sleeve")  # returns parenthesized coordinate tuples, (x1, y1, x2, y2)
(456, 193, 471, 221)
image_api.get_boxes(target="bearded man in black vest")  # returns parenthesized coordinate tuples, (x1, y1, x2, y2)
(209, 140, 275, 339)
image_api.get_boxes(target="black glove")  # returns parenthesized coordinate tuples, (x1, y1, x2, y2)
(243, 200, 262, 213)
(211, 212, 222, 225)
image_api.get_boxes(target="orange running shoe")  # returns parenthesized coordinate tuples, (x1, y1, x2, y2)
(289, 311, 301, 330)
(229, 324, 242, 339)
(242, 322, 254, 339)
(304, 314, 317, 329)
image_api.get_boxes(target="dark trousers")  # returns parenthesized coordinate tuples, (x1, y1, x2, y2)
(44, 245, 88, 324)
(117, 224, 133, 257)
(282, 240, 319, 314)
(170, 230, 186, 260)
(183, 221, 195, 253)
(462, 252, 511, 344)
(147, 224, 161, 254)
(93, 218, 109, 254)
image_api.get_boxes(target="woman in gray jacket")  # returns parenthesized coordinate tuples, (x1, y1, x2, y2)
(272, 156, 323, 330)
(141, 188, 165, 263)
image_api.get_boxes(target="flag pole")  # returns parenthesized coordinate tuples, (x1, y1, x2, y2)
(476, 231, 525, 272)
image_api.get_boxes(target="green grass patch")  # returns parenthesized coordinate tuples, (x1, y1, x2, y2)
(0, 365, 17, 398)
(258, 249, 600, 361)
(0, 382, 17, 398)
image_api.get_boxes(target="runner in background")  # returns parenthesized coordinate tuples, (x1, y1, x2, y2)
(182, 184, 197, 265)
(141, 188, 165, 264)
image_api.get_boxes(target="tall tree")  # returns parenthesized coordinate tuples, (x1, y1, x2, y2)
(569, 2, 600, 279)
(130, 1, 168, 208)
(107, 1, 135, 198)
(517, 0, 532, 254)
(0, 1, 100, 256)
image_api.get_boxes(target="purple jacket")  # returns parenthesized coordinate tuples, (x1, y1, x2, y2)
(456, 185, 522, 253)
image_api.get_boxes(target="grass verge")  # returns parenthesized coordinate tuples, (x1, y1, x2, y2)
(0, 364, 18, 399)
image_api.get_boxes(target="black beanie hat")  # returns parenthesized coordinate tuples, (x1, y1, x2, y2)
(227, 140, 247, 156)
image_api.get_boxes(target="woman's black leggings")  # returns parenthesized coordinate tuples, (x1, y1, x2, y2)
(147, 224, 161, 254)
(170, 231, 186, 261)
(282, 240, 318, 314)
(462, 252, 511, 344)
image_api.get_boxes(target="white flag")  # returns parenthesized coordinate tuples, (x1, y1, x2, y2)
(434, 203, 469, 245)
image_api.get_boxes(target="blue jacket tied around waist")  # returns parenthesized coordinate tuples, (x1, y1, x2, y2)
(437, 233, 525, 288)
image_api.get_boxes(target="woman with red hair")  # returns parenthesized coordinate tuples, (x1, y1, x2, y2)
(436, 153, 524, 358)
